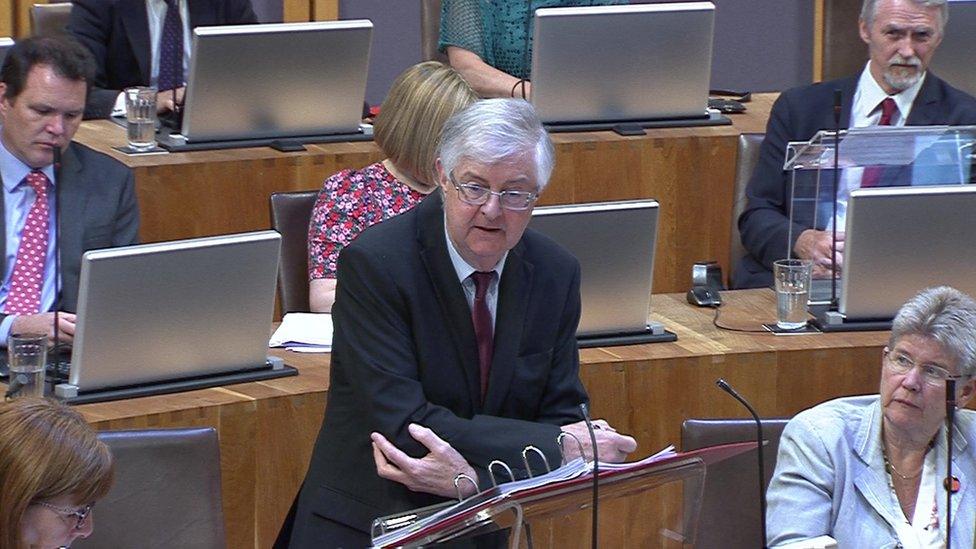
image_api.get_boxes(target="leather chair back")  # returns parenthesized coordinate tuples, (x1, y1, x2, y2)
(421, 0, 448, 63)
(269, 190, 318, 313)
(681, 418, 790, 549)
(75, 427, 226, 549)
(822, 0, 866, 81)
(728, 133, 764, 288)
(30, 2, 73, 36)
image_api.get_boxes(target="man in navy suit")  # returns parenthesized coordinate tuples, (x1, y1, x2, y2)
(734, 0, 976, 289)
(281, 99, 637, 548)
(67, 0, 257, 119)
(0, 36, 138, 343)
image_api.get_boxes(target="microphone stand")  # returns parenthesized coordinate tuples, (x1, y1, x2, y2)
(716, 379, 767, 549)
(830, 89, 841, 311)
(52, 146, 62, 372)
(580, 403, 599, 549)
(945, 378, 957, 548)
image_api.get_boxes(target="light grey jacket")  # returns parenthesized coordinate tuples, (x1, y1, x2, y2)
(767, 395, 976, 548)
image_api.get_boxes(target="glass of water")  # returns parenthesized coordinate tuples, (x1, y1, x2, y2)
(773, 259, 813, 330)
(8, 333, 48, 398)
(124, 86, 157, 152)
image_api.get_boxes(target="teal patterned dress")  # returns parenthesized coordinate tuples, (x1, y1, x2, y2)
(438, 0, 630, 80)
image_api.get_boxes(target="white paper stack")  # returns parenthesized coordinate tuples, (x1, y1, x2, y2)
(269, 313, 334, 353)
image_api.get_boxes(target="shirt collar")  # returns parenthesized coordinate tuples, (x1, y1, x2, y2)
(0, 132, 56, 192)
(443, 215, 507, 284)
(854, 61, 926, 123)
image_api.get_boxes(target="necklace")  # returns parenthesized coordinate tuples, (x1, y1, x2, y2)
(883, 449, 923, 481)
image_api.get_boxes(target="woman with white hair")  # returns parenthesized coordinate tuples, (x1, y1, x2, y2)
(767, 286, 976, 547)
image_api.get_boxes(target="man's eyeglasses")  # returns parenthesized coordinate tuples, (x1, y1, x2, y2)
(883, 347, 961, 387)
(35, 502, 93, 530)
(448, 174, 538, 211)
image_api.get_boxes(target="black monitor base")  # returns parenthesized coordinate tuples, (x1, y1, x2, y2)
(577, 328, 677, 348)
(810, 309, 892, 333)
(51, 359, 298, 405)
(544, 111, 731, 134)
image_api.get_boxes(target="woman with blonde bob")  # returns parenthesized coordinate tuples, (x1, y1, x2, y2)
(307, 61, 478, 311)
(0, 398, 113, 549)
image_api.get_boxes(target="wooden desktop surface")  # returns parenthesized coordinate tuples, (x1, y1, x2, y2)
(68, 288, 887, 548)
(72, 94, 776, 294)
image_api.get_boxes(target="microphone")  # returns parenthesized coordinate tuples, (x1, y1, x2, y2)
(716, 379, 767, 549)
(52, 146, 62, 366)
(830, 89, 842, 310)
(945, 378, 957, 548)
(580, 402, 599, 549)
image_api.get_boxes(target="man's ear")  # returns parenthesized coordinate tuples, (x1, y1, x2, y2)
(858, 18, 871, 46)
(0, 82, 9, 117)
(435, 158, 448, 192)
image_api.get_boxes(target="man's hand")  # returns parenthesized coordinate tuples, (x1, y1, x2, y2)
(11, 312, 76, 344)
(371, 423, 479, 499)
(793, 229, 845, 279)
(560, 419, 638, 464)
(157, 87, 186, 113)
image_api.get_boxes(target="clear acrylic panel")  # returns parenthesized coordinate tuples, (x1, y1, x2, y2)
(786, 125, 976, 278)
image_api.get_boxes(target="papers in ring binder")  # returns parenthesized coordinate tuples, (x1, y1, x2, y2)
(453, 473, 478, 501)
(488, 460, 516, 487)
(557, 431, 586, 464)
(521, 446, 550, 478)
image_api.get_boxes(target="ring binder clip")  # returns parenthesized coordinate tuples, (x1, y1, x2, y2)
(557, 431, 586, 464)
(521, 445, 551, 478)
(488, 460, 516, 487)
(453, 473, 478, 501)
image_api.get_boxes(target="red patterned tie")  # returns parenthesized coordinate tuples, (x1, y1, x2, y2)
(5, 171, 49, 314)
(860, 97, 898, 188)
(470, 271, 495, 402)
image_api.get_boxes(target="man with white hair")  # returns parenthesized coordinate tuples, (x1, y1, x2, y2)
(282, 99, 637, 548)
(734, 0, 976, 289)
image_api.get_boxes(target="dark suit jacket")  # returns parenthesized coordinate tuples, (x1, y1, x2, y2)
(0, 142, 139, 326)
(68, 0, 258, 119)
(733, 72, 976, 289)
(284, 192, 588, 548)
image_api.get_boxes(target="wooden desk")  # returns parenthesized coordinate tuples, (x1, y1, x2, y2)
(67, 288, 887, 548)
(72, 95, 775, 294)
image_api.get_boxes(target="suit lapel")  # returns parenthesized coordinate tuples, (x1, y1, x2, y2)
(935, 417, 971, 533)
(852, 400, 902, 530)
(120, 0, 152, 84)
(57, 146, 86, 285)
(482, 243, 531, 414)
(905, 73, 942, 125)
(416, 192, 482, 408)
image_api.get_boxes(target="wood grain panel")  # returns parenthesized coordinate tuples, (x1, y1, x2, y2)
(27, 288, 895, 547)
(15, 0, 31, 37)
(73, 94, 778, 295)
(281, 0, 310, 23)
(311, 0, 338, 21)
(0, 0, 14, 37)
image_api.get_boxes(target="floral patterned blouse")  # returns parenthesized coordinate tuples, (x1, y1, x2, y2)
(307, 162, 426, 279)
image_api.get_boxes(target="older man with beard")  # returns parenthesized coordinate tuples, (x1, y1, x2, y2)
(732, 0, 976, 289)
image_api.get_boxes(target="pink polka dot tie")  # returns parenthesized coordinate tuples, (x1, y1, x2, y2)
(4, 171, 49, 315)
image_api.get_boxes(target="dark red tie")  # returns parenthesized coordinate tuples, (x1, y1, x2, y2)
(158, 0, 184, 92)
(860, 97, 898, 188)
(470, 271, 494, 402)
